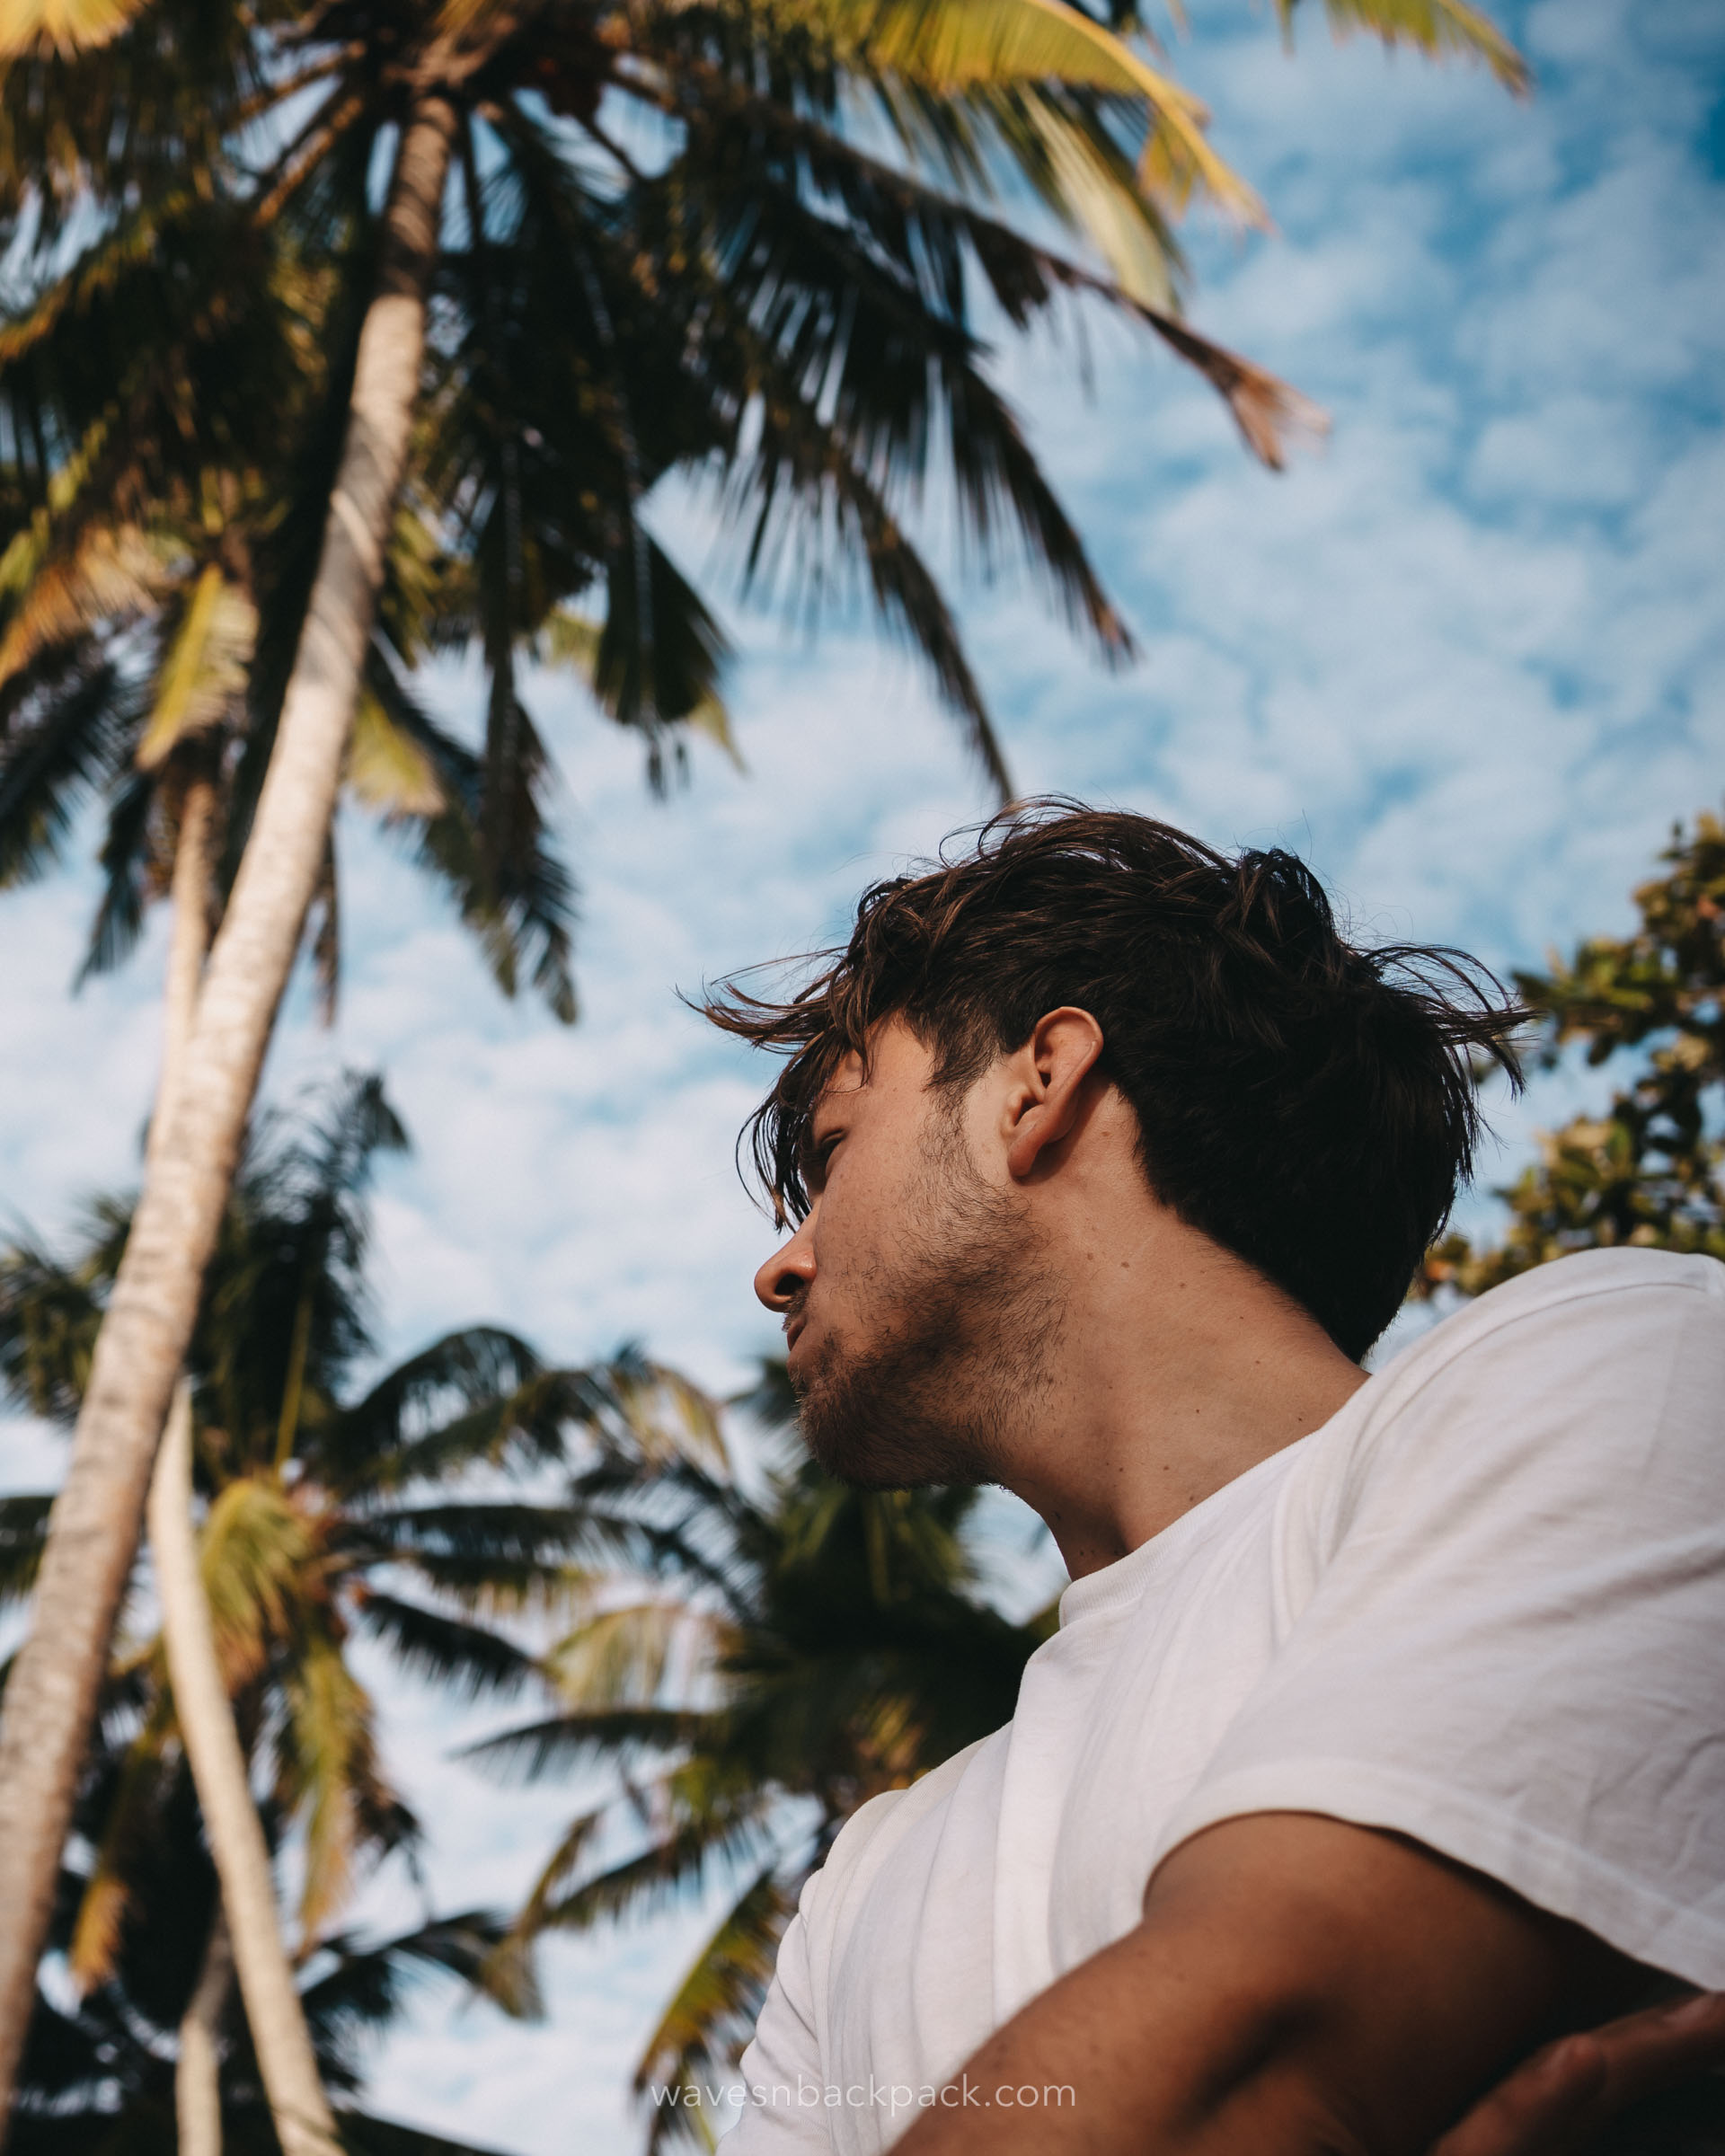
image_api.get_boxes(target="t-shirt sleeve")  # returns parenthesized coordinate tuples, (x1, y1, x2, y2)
(725, 1886, 834, 2152)
(1151, 1253, 1725, 1988)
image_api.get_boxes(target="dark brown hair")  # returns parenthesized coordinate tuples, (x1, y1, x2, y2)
(703, 803, 1525, 1360)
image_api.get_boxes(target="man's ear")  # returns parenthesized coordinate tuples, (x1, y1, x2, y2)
(1004, 1008, 1105, 1182)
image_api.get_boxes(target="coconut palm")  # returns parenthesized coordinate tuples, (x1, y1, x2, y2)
(8, 1656, 535, 2156)
(0, 191, 606, 2134)
(0, 1071, 719, 2145)
(0, 201, 611, 2134)
(0, 0, 1527, 2098)
(468, 1361, 1056, 2152)
(0, 0, 1318, 1021)
(0, 193, 580, 1028)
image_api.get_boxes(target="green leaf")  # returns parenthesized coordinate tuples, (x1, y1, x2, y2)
(816, 0, 1264, 218)
(352, 1592, 537, 1702)
(632, 1863, 795, 2154)
(134, 562, 256, 770)
(346, 690, 447, 817)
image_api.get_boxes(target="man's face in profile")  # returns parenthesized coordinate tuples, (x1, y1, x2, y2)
(753, 1018, 1062, 1489)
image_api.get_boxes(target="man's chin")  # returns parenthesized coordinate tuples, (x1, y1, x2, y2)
(789, 1336, 999, 1491)
(789, 1355, 889, 1486)
(799, 1415, 924, 1490)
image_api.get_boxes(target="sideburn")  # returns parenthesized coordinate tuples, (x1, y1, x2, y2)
(792, 1096, 1066, 1490)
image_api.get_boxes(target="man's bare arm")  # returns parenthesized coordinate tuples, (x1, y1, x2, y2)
(889, 1812, 1661, 2156)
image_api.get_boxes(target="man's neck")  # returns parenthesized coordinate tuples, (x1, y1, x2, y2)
(1000, 1207, 1370, 1582)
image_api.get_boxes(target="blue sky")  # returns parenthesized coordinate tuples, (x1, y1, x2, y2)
(2, 0, 1723, 2147)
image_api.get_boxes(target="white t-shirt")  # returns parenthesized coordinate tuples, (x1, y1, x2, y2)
(727, 1249, 1725, 2156)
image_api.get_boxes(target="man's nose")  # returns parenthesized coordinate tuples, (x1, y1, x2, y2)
(755, 1219, 816, 1312)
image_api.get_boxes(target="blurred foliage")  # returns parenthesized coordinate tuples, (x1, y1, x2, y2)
(1419, 809, 1725, 1296)
(0, 1073, 750, 2145)
(12, 1675, 526, 2156)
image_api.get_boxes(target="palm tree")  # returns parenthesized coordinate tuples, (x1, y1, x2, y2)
(8, 1657, 535, 2156)
(150, 1379, 349, 2156)
(0, 183, 581, 1029)
(0, 1072, 710, 2146)
(470, 1362, 1056, 2151)
(0, 0, 1527, 2099)
(0, 192, 612, 2126)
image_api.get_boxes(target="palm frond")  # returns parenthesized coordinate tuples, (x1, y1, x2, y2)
(500, 1798, 609, 1945)
(351, 1592, 537, 1703)
(571, 538, 739, 788)
(0, 1233, 103, 1420)
(669, 247, 1016, 789)
(0, 0, 146, 57)
(1143, 308, 1328, 471)
(75, 764, 159, 983)
(359, 641, 579, 1022)
(0, 643, 138, 887)
(529, 1780, 777, 1935)
(604, 1359, 732, 1476)
(544, 1598, 729, 1712)
(346, 686, 448, 818)
(322, 1325, 544, 1489)
(1290, 0, 1528, 92)
(356, 1499, 597, 1569)
(995, 80, 1183, 307)
(301, 1910, 543, 2064)
(64, 1710, 175, 1993)
(0, 1493, 53, 1608)
(0, 523, 168, 686)
(195, 1471, 311, 1691)
(787, 0, 1263, 218)
(307, 829, 341, 1022)
(275, 1623, 402, 1937)
(659, 112, 1130, 698)
(632, 1863, 797, 2155)
(133, 561, 255, 769)
(302, 1066, 411, 1199)
(461, 1706, 721, 1784)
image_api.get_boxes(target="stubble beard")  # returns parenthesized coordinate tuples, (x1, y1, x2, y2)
(789, 1105, 1066, 1489)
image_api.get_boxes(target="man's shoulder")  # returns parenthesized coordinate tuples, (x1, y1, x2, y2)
(1465, 1243, 1723, 1312)
(1287, 1247, 1725, 1540)
(1387, 1246, 1724, 1388)
(803, 1735, 1001, 1915)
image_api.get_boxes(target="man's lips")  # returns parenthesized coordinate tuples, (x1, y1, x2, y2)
(784, 1312, 809, 1355)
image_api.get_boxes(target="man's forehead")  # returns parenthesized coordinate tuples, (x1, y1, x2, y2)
(812, 1047, 870, 1119)
(810, 1018, 931, 1122)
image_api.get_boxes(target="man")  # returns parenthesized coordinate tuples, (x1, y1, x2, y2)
(703, 806, 1725, 2156)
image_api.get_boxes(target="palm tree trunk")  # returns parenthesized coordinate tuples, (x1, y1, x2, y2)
(151, 1385, 341, 2156)
(0, 92, 460, 2117)
(176, 1902, 234, 2156)
(155, 764, 237, 2156)
(147, 764, 217, 1170)
(147, 764, 334, 2153)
